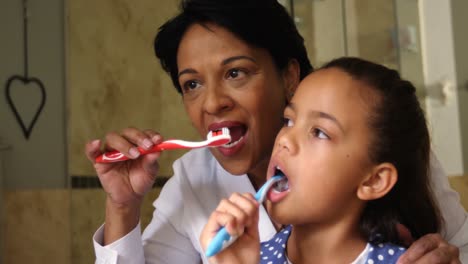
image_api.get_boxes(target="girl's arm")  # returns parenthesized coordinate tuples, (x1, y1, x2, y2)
(200, 193, 261, 264)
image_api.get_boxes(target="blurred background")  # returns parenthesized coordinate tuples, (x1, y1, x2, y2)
(0, 0, 467, 263)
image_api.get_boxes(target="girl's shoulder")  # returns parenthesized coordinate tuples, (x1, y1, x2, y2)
(366, 242, 406, 263)
(259, 225, 292, 264)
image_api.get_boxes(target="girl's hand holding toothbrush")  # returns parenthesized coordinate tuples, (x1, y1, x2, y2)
(200, 193, 261, 264)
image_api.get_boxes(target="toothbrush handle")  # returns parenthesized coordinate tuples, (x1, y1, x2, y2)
(205, 227, 236, 257)
(95, 140, 188, 163)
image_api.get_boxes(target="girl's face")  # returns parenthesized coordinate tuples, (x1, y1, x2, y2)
(177, 23, 296, 180)
(266, 68, 377, 226)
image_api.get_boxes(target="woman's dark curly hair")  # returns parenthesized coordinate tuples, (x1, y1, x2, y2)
(154, 0, 313, 93)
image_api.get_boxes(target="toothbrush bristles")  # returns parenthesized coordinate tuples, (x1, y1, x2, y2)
(207, 128, 230, 139)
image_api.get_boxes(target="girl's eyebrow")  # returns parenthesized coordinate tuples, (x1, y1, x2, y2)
(287, 103, 345, 134)
(178, 56, 256, 78)
(313, 111, 345, 134)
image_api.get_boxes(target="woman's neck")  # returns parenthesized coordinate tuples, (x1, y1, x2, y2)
(246, 159, 269, 191)
(287, 221, 367, 264)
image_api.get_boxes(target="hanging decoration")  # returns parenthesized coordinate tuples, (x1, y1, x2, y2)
(4, 0, 46, 140)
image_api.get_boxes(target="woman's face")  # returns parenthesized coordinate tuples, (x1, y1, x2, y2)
(177, 23, 296, 179)
(266, 68, 377, 226)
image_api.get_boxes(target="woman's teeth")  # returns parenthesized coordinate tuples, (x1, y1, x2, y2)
(223, 136, 243, 148)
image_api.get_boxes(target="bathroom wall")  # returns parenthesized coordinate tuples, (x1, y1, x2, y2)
(451, 0, 468, 172)
(419, 0, 465, 176)
(0, 0, 67, 189)
(1, 0, 68, 263)
(67, 0, 197, 178)
(67, 0, 189, 263)
(297, 0, 343, 66)
(0, 0, 186, 263)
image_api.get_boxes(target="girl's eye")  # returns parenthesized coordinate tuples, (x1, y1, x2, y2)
(282, 117, 293, 127)
(313, 128, 329, 139)
(182, 80, 201, 93)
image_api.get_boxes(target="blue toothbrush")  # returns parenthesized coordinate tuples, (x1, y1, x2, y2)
(205, 174, 285, 257)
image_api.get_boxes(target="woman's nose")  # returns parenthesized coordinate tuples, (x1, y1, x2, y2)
(202, 85, 234, 115)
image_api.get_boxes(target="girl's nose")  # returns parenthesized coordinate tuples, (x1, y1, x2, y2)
(203, 85, 234, 115)
(276, 129, 297, 155)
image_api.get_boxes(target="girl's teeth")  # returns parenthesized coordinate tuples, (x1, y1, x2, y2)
(223, 136, 243, 148)
(273, 178, 289, 192)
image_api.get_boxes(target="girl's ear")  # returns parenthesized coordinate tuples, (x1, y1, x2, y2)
(357, 163, 398, 201)
(283, 59, 300, 101)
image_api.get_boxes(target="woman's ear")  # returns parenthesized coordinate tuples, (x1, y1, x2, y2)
(357, 163, 398, 201)
(283, 59, 300, 101)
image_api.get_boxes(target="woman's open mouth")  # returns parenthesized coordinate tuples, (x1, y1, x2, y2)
(221, 125, 246, 148)
(215, 125, 247, 156)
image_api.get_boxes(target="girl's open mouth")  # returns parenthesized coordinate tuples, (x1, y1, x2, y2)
(272, 167, 289, 192)
(267, 167, 290, 203)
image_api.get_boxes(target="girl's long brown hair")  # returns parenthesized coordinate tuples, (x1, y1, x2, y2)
(322, 57, 441, 245)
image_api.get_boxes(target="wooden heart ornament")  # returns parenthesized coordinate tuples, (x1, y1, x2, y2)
(5, 75, 46, 140)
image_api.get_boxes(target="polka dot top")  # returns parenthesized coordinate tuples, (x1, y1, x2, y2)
(259, 225, 406, 264)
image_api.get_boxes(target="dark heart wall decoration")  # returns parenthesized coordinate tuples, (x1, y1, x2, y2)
(5, 75, 46, 139)
(4, 0, 46, 140)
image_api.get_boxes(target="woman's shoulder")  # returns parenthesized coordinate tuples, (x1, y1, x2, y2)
(176, 148, 217, 169)
(171, 148, 233, 188)
(172, 148, 218, 178)
(154, 148, 225, 213)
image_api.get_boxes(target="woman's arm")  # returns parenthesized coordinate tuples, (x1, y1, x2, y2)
(93, 168, 201, 264)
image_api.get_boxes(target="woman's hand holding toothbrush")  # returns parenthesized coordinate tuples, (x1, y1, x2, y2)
(200, 193, 261, 264)
(85, 127, 164, 244)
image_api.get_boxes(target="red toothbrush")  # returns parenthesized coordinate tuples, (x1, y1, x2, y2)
(95, 128, 231, 163)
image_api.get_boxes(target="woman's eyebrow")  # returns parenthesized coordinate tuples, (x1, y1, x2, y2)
(222, 55, 257, 65)
(178, 55, 256, 78)
(178, 68, 197, 78)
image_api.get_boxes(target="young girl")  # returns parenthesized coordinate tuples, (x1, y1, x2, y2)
(200, 57, 442, 264)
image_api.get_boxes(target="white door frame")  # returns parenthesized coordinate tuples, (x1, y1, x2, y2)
(419, 0, 464, 176)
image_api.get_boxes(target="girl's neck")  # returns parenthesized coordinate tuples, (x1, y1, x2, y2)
(287, 222, 367, 264)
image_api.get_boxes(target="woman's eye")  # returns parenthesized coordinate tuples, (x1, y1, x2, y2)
(282, 117, 293, 127)
(182, 80, 201, 92)
(313, 128, 329, 139)
(226, 68, 246, 79)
